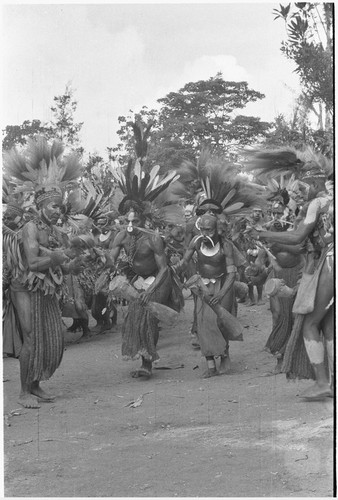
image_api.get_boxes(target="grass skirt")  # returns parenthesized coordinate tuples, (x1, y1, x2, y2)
(121, 270, 172, 362)
(196, 278, 235, 358)
(265, 264, 302, 356)
(28, 289, 64, 383)
(281, 247, 332, 380)
(3, 293, 23, 358)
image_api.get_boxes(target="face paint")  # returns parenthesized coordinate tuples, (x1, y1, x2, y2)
(126, 210, 143, 233)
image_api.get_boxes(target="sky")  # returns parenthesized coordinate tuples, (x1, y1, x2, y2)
(2, 1, 302, 156)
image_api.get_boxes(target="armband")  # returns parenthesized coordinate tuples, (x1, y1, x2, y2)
(226, 265, 237, 274)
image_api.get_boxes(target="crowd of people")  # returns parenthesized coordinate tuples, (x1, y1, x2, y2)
(2, 126, 334, 409)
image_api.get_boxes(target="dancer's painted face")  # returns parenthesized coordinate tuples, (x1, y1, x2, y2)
(40, 199, 63, 225)
(272, 206, 284, 220)
(126, 210, 143, 233)
(199, 216, 217, 242)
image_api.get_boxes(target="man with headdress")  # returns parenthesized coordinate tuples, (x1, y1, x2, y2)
(261, 199, 305, 374)
(248, 155, 333, 400)
(88, 212, 120, 334)
(64, 180, 120, 337)
(108, 200, 174, 378)
(3, 200, 26, 358)
(3, 136, 85, 408)
(176, 212, 240, 377)
(107, 122, 181, 378)
(242, 206, 269, 306)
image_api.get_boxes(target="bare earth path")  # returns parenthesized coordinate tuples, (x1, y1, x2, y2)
(3, 297, 334, 497)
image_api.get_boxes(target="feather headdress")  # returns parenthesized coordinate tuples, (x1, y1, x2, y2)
(108, 121, 180, 216)
(3, 135, 83, 206)
(67, 179, 112, 220)
(131, 120, 154, 164)
(64, 179, 119, 234)
(242, 146, 333, 182)
(109, 159, 180, 215)
(2, 176, 26, 217)
(173, 150, 266, 216)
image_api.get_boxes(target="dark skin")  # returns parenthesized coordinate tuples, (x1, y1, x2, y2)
(181, 219, 236, 306)
(178, 217, 236, 376)
(110, 232, 167, 306)
(261, 210, 303, 374)
(10, 199, 84, 409)
(109, 211, 168, 377)
(248, 178, 333, 398)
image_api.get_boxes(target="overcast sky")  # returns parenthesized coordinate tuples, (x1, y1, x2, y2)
(2, 1, 302, 156)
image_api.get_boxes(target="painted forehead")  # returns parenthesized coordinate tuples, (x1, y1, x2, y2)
(199, 214, 217, 227)
(127, 210, 142, 220)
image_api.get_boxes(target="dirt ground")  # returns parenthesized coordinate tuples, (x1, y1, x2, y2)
(3, 295, 334, 497)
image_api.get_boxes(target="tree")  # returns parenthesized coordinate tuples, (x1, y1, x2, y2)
(49, 83, 84, 152)
(81, 152, 116, 196)
(111, 107, 159, 164)
(2, 84, 84, 153)
(273, 3, 333, 127)
(2, 119, 52, 151)
(157, 74, 271, 155)
(263, 112, 333, 158)
(113, 74, 272, 170)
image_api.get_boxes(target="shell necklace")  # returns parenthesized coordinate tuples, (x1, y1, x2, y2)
(200, 241, 220, 257)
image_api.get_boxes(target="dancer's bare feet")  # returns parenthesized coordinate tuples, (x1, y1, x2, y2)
(18, 394, 41, 409)
(219, 355, 231, 375)
(131, 359, 152, 378)
(30, 382, 55, 401)
(131, 367, 152, 378)
(299, 382, 332, 401)
(202, 368, 218, 378)
(272, 357, 283, 374)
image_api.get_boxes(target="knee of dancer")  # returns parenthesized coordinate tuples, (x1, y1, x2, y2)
(272, 311, 281, 322)
(303, 316, 323, 332)
(20, 334, 34, 353)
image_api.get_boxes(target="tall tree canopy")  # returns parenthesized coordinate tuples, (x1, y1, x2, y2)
(157, 74, 271, 153)
(113, 74, 272, 170)
(49, 83, 84, 152)
(2, 84, 84, 153)
(273, 3, 333, 123)
(2, 119, 50, 151)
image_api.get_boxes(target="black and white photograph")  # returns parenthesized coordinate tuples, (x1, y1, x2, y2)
(2, 1, 334, 497)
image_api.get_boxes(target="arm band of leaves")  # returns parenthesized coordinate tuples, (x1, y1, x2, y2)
(226, 265, 237, 274)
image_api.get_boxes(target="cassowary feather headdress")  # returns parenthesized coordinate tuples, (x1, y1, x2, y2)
(3, 135, 83, 206)
(241, 146, 333, 183)
(173, 150, 267, 217)
(108, 121, 180, 219)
